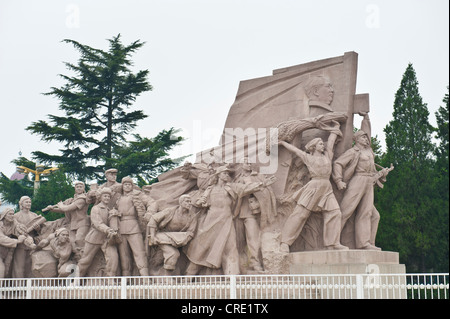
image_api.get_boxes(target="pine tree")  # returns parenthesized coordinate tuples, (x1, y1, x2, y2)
(110, 128, 187, 186)
(377, 63, 437, 272)
(430, 87, 449, 272)
(0, 157, 36, 206)
(26, 34, 152, 180)
(435, 86, 449, 164)
(0, 157, 73, 217)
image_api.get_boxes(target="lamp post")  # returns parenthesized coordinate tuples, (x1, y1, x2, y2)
(16, 164, 59, 195)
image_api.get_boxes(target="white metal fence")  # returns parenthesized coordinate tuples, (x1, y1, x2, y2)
(0, 273, 448, 299)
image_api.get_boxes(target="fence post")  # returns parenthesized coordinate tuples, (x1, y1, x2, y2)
(356, 275, 364, 299)
(121, 277, 128, 299)
(229, 275, 237, 299)
(26, 279, 32, 299)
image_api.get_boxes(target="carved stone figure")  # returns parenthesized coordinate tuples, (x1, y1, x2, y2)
(184, 165, 276, 275)
(7, 53, 400, 279)
(0, 208, 29, 278)
(98, 168, 121, 209)
(77, 188, 120, 277)
(35, 227, 75, 277)
(116, 176, 149, 276)
(148, 195, 197, 275)
(140, 185, 159, 218)
(12, 196, 43, 277)
(332, 113, 393, 250)
(279, 122, 349, 253)
(180, 161, 218, 208)
(43, 181, 90, 260)
(134, 184, 159, 233)
(86, 182, 99, 205)
(304, 75, 335, 114)
(233, 157, 277, 271)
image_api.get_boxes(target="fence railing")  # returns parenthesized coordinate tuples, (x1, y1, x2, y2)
(0, 273, 448, 299)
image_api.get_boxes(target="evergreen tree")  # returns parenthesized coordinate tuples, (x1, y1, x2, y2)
(26, 34, 152, 180)
(0, 157, 73, 220)
(376, 63, 437, 272)
(435, 86, 449, 164)
(429, 87, 449, 272)
(0, 157, 37, 206)
(109, 128, 187, 186)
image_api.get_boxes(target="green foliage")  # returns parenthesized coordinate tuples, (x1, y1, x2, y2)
(0, 172, 33, 207)
(376, 64, 448, 272)
(110, 128, 188, 186)
(26, 34, 152, 180)
(1, 34, 185, 220)
(31, 170, 75, 221)
(0, 161, 74, 222)
(430, 86, 449, 272)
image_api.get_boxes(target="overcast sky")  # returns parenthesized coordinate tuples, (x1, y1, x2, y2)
(0, 0, 448, 182)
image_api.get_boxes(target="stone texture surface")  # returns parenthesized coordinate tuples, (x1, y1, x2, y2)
(287, 250, 405, 275)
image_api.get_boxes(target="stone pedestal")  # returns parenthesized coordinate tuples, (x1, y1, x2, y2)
(287, 250, 407, 299)
(288, 250, 405, 275)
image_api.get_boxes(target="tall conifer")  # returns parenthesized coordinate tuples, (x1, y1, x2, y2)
(26, 34, 152, 179)
(377, 63, 436, 272)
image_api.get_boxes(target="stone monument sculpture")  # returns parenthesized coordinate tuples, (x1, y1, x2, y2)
(278, 121, 349, 253)
(232, 157, 278, 272)
(2, 52, 403, 279)
(333, 112, 394, 250)
(12, 196, 42, 278)
(0, 208, 32, 278)
(147, 194, 197, 275)
(115, 176, 149, 276)
(43, 181, 90, 260)
(184, 165, 276, 275)
(98, 168, 121, 209)
(35, 227, 75, 277)
(77, 187, 120, 277)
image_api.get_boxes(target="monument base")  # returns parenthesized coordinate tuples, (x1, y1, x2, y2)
(288, 250, 405, 275)
(287, 250, 407, 299)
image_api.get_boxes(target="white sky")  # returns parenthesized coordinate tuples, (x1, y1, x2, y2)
(0, 0, 449, 180)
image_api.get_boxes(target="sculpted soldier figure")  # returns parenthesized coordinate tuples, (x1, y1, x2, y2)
(0, 208, 30, 278)
(185, 165, 276, 275)
(98, 168, 121, 209)
(279, 121, 349, 253)
(333, 113, 393, 250)
(77, 187, 120, 277)
(116, 176, 149, 276)
(12, 196, 43, 277)
(44, 181, 90, 259)
(233, 157, 277, 272)
(148, 195, 197, 275)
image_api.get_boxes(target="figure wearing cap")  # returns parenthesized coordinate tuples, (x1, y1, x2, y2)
(332, 112, 392, 250)
(232, 157, 278, 272)
(115, 176, 149, 276)
(98, 168, 121, 209)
